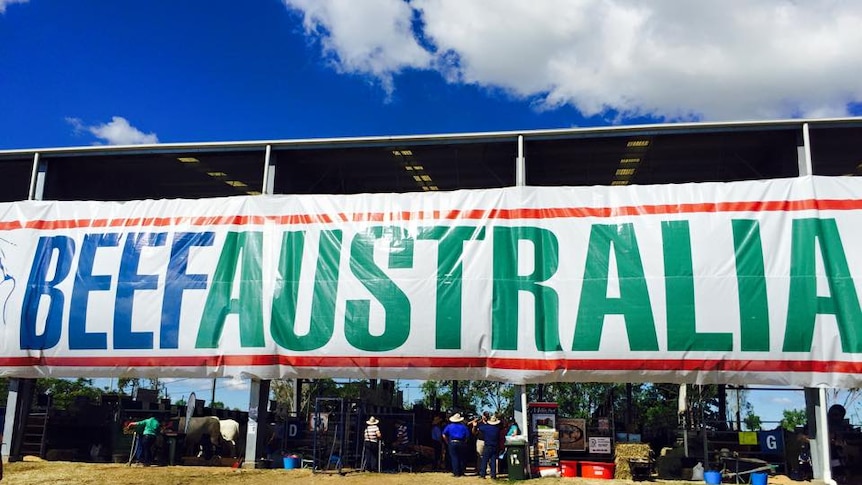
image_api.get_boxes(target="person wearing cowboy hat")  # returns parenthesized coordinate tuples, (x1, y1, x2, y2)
(442, 413, 470, 477)
(363, 416, 382, 472)
(476, 415, 502, 479)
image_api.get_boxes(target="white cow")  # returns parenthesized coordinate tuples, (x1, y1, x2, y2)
(219, 419, 241, 458)
(178, 417, 244, 459)
(179, 416, 221, 458)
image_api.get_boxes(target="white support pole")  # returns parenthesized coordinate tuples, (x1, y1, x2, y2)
(243, 379, 272, 468)
(2, 385, 17, 462)
(805, 387, 837, 485)
(262, 144, 275, 195)
(513, 385, 528, 436)
(679, 383, 689, 457)
(800, 123, 813, 177)
(27, 152, 44, 201)
(515, 135, 526, 187)
(816, 387, 837, 485)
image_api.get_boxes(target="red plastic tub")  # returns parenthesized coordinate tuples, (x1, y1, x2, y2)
(560, 460, 578, 477)
(580, 461, 615, 479)
(532, 466, 559, 477)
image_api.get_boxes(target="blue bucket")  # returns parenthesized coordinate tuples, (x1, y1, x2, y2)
(283, 455, 300, 469)
(750, 472, 768, 485)
(704, 470, 722, 484)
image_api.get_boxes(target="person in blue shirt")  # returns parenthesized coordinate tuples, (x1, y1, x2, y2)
(477, 415, 502, 479)
(442, 413, 470, 477)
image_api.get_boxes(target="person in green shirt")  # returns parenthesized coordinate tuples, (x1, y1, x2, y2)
(125, 417, 160, 466)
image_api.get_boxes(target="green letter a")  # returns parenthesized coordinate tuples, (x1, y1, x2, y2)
(574, 223, 658, 351)
(784, 218, 862, 352)
(196, 231, 264, 348)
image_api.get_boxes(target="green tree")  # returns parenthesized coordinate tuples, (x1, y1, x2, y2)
(35, 378, 103, 409)
(639, 384, 727, 450)
(116, 377, 163, 397)
(460, 381, 512, 414)
(338, 380, 368, 399)
(744, 411, 763, 431)
(641, 384, 682, 449)
(726, 387, 756, 430)
(419, 380, 513, 415)
(420, 380, 451, 411)
(780, 409, 807, 431)
(117, 377, 140, 396)
(271, 379, 295, 416)
(534, 383, 624, 419)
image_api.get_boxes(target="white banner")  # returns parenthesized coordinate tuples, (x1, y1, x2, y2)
(1, 176, 862, 387)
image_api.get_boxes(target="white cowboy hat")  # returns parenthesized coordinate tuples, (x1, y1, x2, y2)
(449, 413, 464, 423)
(366, 416, 379, 425)
(487, 416, 501, 425)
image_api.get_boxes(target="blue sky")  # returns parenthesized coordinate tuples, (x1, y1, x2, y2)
(3, 0, 862, 149)
(5, 0, 862, 420)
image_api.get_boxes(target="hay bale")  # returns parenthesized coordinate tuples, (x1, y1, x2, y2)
(614, 443, 651, 479)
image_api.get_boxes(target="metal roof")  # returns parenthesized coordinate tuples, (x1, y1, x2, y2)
(1, 116, 860, 156)
(1, 117, 860, 202)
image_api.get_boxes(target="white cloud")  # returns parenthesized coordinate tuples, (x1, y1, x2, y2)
(283, 0, 432, 94)
(224, 376, 249, 392)
(65, 117, 85, 134)
(0, 0, 28, 14)
(66, 116, 158, 145)
(284, 0, 862, 121)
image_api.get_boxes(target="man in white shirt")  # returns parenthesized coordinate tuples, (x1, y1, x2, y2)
(363, 416, 382, 472)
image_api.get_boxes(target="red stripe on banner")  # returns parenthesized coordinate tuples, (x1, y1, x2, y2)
(1, 355, 861, 375)
(2, 197, 862, 231)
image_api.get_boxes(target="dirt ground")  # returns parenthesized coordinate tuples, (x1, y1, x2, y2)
(0, 460, 817, 485)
